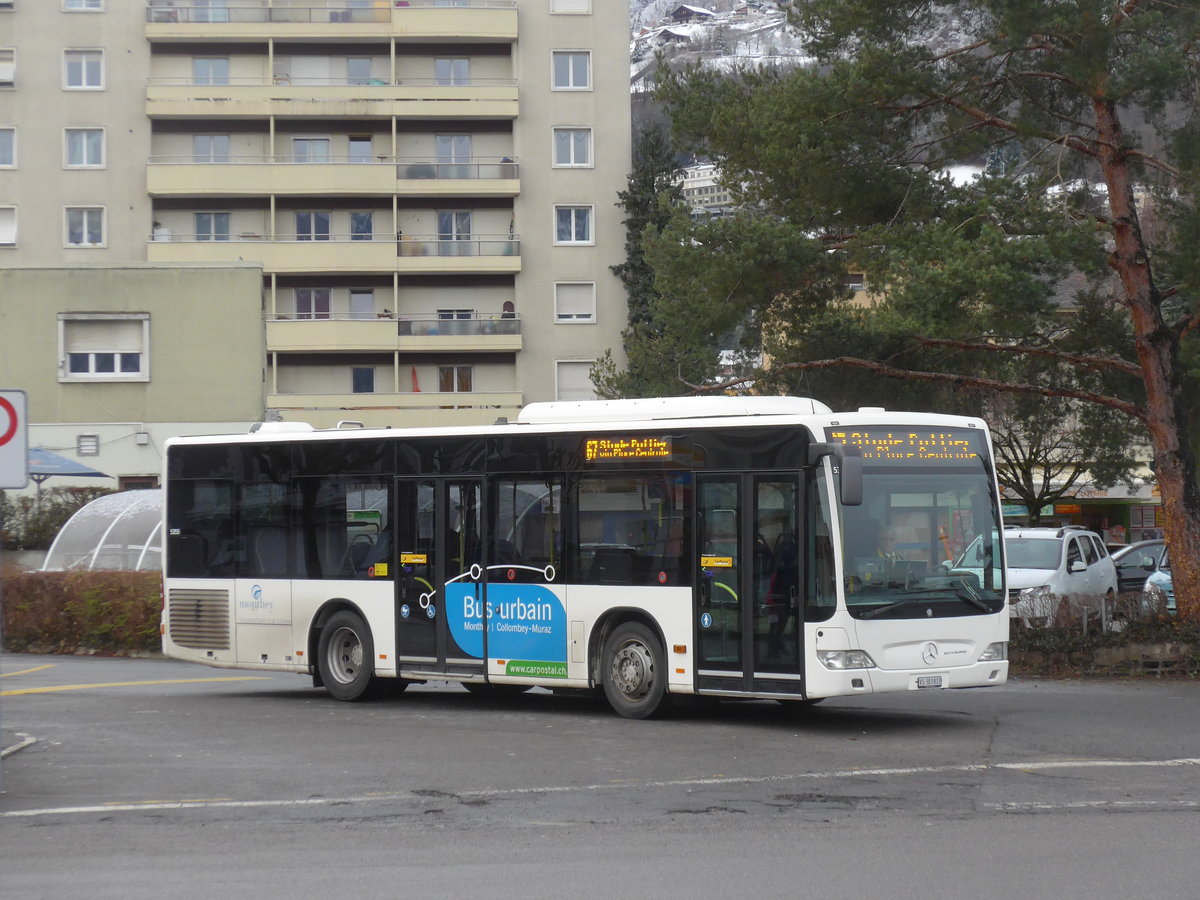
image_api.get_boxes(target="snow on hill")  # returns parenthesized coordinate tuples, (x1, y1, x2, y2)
(629, 1, 809, 91)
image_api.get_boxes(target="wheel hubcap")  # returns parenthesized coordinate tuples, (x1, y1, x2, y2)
(327, 626, 363, 684)
(611, 641, 654, 699)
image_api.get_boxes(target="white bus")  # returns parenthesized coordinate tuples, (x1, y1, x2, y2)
(161, 396, 1008, 718)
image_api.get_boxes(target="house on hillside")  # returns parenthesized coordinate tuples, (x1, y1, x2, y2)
(666, 4, 716, 24)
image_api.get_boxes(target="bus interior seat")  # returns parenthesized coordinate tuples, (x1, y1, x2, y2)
(251, 526, 289, 577)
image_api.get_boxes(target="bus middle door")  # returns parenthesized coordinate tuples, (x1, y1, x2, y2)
(394, 477, 486, 678)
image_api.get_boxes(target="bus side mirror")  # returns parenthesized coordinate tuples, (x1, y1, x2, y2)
(838, 448, 863, 506)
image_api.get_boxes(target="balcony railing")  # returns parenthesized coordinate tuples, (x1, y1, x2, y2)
(147, 1, 516, 25)
(270, 311, 517, 330)
(150, 232, 520, 256)
(146, 77, 517, 88)
(146, 155, 519, 179)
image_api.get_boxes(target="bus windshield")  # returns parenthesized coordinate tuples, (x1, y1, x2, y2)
(827, 426, 1005, 620)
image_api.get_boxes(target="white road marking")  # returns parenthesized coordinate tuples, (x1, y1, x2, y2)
(4, 757, 1198, 819)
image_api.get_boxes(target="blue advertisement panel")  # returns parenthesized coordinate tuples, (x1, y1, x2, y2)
(446, 583, 568, 677)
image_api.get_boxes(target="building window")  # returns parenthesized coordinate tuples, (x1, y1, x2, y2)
(347, 57, 372, 86)
(195, 212, 230, 241)
(0, 127, 13, 167)
(65, 207, 104, 247)
(352, 367, 375, 394)
(295, 211, 331, 241)
(65, 0, 104, 10)
(551, 51, 590, 90)
(64, 50, 104, 89)
(350, 211, 373, 241)
(192, 57, 229, 86)
(295, 288, 331, 319)
(194, 0, 230, 23)
(436, 210, 472, 256)
(59, 314, 150, 383)
(292, 137, 330, 163)
(0, 206, 15, 246)
(349, 289, 374, 319)
(434, 57, 470, 86)
(554, 205, 593, 245)
(348, 135, 373, 163)
(556, 360, 597, 401)
(554, 282, 596, 323)
(77, 434, 100, 455)
(65, 128, 104, 168)
(193, 134, 230, 162)
(438, 365, 473, 393)
(0, 50, 13, 88)
(553, 128, 591, 167)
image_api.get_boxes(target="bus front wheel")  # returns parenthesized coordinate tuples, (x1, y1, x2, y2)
(317, 610, 376, 702)
(602, 622, 668, 719)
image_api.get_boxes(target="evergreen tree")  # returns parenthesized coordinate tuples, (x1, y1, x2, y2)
(648, 0, 1200, 616)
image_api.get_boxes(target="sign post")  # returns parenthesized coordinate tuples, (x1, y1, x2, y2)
(0, 389, 28, 789)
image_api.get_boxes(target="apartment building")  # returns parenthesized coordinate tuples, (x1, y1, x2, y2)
(0, 1, 630, 452)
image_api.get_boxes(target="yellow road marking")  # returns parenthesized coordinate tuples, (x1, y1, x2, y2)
(1, 676, 272, 696)
(0, 664, 57, 678)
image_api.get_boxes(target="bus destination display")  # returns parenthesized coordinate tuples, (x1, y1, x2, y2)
(584, 435, 672, 463)
(826, 427, 981, 462)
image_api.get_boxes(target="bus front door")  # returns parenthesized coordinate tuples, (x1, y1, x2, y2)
(394, 477, 486, 678)
(695, 474, 804, 696)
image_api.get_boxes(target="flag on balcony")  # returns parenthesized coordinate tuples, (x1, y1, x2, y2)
(411, 366, 420, 392)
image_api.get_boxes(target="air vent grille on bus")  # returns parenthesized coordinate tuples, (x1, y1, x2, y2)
(168, 589, 231, 650)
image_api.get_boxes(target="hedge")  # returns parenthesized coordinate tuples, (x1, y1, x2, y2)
(1, 570, 162, 655)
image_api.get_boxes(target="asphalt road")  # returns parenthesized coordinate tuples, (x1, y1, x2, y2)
(2, 653, 1199, 899)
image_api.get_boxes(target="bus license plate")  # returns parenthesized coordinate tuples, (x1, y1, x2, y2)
(916, 675, 944, 689)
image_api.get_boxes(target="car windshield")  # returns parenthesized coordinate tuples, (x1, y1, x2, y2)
(1003, 538, 1062, 570)
(1161, 550, 1171, 571)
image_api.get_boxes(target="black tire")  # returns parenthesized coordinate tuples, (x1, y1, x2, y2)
(317, 610, 376, 701)
(601, 621, 669, 719)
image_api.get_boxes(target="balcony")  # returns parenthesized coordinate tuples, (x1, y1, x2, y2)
(265, 391, 524, 430)
(146, 156, 520, 197)
(266, 312, 522, 353)
(146, 78, 519, 120)
(146, 1, 518, 43)
(146, 233, 521, 275)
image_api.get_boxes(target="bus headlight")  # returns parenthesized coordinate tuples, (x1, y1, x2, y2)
(978, 642, 1007, 661)
(817, 650, 876, 670)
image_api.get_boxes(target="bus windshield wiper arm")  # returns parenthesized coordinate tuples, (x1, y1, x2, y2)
(859, 586, 992, 619)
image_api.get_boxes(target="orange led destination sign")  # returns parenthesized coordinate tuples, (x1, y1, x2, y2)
(585, 435, 673, 462)
(826, 428, 980, 462)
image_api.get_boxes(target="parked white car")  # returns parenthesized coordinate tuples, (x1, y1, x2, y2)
(955, 526, 1118, 626)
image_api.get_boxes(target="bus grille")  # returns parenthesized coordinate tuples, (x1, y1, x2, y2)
(168, 589, 231, 650)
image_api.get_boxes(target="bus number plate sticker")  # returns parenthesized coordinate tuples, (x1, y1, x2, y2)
(915, 674, 945, 690)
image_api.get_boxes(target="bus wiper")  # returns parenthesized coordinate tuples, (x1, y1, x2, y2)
(858, 583, 992, 619)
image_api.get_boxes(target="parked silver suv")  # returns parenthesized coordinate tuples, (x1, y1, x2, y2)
(955, 526, 1117, 626)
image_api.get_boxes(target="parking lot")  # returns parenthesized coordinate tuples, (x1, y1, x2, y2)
(3, 653, 1200, 898)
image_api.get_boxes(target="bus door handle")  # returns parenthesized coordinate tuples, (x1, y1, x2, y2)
(699, 574, 712, 609)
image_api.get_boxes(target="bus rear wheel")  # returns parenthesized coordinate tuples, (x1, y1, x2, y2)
(317, 610, 376, 702)
(602, 622, 668, 719)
